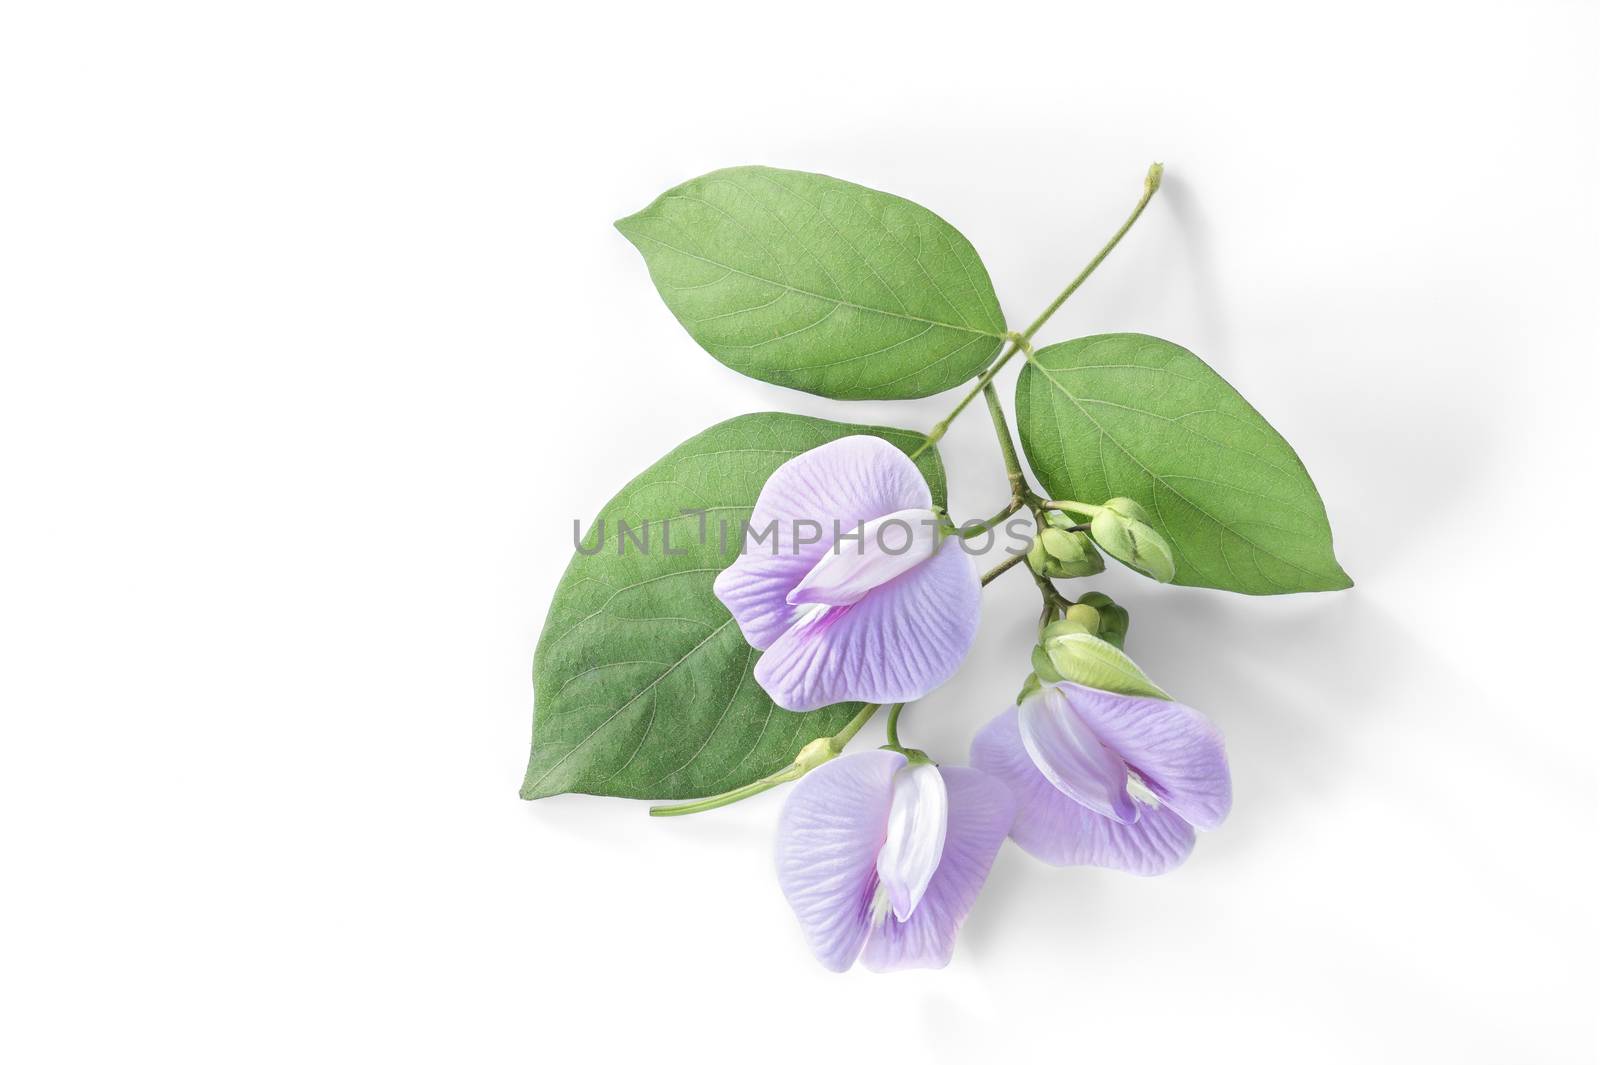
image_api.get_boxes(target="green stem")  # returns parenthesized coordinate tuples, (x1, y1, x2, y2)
(885, 702, 905, 749)
(1041, 499, 1102, 517)
(1017, 163, 1163, 340)
(983, 381, 1030, 499)
(831, 699, 880, 748)
(957, 497, 1024, 538)
(646, 775, 796, 818)
(648, 701, 881, 817)
(980, 550, 1028, 586)
(909, 347, 1017, 459)
(909, 162, 1163, 459)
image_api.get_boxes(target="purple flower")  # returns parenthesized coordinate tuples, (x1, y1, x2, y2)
(971, 681, 1232, 876)
(775, 750, 1014, 971)
(714, 436, 981, 712)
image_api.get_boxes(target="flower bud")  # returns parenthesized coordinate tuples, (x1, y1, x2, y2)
(1097, 604, 1131, 649)
(1063, 603, 1102, 633)
(1043, 632, 1169, 700)
(1031, 643, 1063, 684)
(1034, 527, 1105, 579)
(1089, 500, 1176, 583)
(1042, 605, 1102, 639)
(792, 736, 839, 773)
(1075, 591, 1114, 609)
(1026, 534, 1050, 575)
(1101, 497, 1151, 523)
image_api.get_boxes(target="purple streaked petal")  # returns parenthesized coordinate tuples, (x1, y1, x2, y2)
(971, 708, 1195, 876)
(860, 767, 1014, 972)
(753, 536, 981, 711)
(1018, 686, 1139, 825)
(1058, 681, 1232, 830)
(789, 508, 942, 607)
(774, 749, 906, 972)
(713, 437, 933, 650)
(875, 761, 948, 922)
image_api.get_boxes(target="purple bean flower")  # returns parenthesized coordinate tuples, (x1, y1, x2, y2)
(971, 681, 1232, 875)
(714, 436, 981, 712)
(775, 749, 1014, 971)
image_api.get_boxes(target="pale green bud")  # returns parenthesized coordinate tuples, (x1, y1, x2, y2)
(1026, 534, 1050, 575)
(1075, 591, 1115, 609)
(1063, 603, 1101, 634)
(1043, 632, 1170, 699)
(1101, 497, 1151, 523)
(1041, 618, 1089, 641)
(792, 736, 839, 773)
(1031, 643, 1064, 684)
(1034, 527, 1105, 579)
(1089, 501, 1176, 583)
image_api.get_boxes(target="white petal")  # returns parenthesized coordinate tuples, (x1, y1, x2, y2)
(1018, 686, 1139, 825)
(788, 508, 942, 607)
(874, 761, 948, 921)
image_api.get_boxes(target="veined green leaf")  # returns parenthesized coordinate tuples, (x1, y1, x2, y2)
(522, 413, 947, 800)
(616, 166, 1005, 400)
(1016, 334, 1350, 595)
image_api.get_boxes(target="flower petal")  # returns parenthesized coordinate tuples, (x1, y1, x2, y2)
(860, 767, 1014, 972)
(875, 761, 948, 922)
(753, 536, 981, 711)
(971, 708, 1195, 876)
(1018, 686, 1139, 825)
(789, 508, 942, 607)
(1058, 681, 1232, 830)
(713, 436, 933, 650)
(774, 749, 905, 972)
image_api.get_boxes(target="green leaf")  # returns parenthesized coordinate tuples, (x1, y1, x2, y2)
(521, 413, 947, 800)
(615, 166, 1006, 400)
(1016, 334, 1350, 595)
(1043, 633, 1170, 700)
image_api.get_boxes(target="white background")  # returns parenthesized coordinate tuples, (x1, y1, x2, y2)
(2, 1, 1596, 1061)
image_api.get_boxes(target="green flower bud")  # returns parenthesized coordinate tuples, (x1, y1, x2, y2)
(1041, 617, 1090, 641)
(1075, 591, 1115, 610)
(1097, 604, 1131, 649)
(1063, 603, 1101, 634)
(1103, 497, 1150, 522)
(1026, 534, 1050, 575)
(1031, 643, 1064, 683)
(1043, 632, 1169, 699)
(1032, 527, 1104, 579)
(1089, 502, 1176, 583)
(792, 735, 839, 772)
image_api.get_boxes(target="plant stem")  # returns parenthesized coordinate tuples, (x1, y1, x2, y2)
(830, 699, 880, 748)
(648, 701, 881, 817)
(1041, 500, 1101, 517)
(1017, 163, 1163, 341)
(884, 702, 905, 749)
(909, 347, 1017, 459)
(956, 497, 1025, 538)
(909, 162, 1164, 459)
(983, 381, 1030, 499)
(980, 550, 1028, 586)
